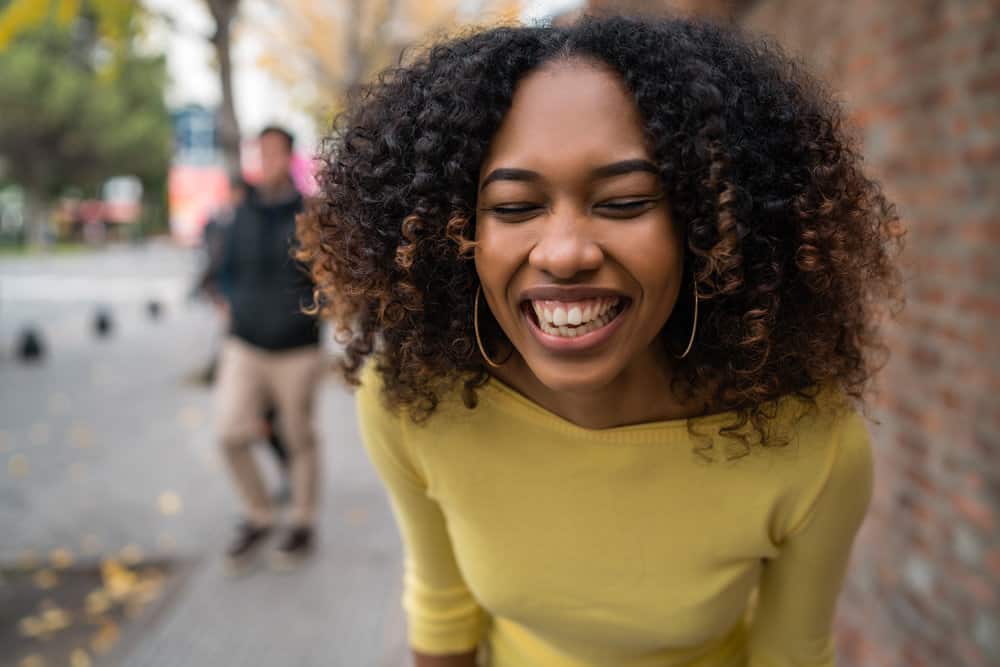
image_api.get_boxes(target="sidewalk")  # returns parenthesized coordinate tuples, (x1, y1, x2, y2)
(1, 247, 409, 666)
(123, 381, 408, 667)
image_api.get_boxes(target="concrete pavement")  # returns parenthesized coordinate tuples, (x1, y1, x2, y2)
(1, 242, 409, 666)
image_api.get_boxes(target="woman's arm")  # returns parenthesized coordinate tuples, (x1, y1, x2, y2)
(748, 411, 874, 666)
(357, 369, 487, 658)
(413, 650, 477, 667)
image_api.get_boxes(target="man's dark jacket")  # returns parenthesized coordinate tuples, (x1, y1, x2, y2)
(216, 187, 319, 351)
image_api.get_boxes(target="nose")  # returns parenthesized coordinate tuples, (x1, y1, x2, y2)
(527, 208, 603, 280)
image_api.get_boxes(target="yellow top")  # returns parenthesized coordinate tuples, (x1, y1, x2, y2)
(356, 364, 874, 667)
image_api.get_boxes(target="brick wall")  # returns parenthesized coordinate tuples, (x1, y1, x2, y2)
(736, 4, 1000, 665)
(585, 1, 1000, 664)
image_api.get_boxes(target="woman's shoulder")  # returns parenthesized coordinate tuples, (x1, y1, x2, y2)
(763, 386, 874, 540)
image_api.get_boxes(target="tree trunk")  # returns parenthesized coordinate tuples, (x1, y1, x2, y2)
(206, 0, 242, 178)
(22, 187, 50, 248)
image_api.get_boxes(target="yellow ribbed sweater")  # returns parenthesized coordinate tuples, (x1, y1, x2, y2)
(356, 364, 873, 667)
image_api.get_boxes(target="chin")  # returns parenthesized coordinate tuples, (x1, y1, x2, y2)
(523, 358, 623, 396)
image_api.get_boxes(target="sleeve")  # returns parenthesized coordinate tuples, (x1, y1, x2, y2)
(214, 220, 237, 302)
(747, 409, 875, 667)
(355, 366, 487, 655)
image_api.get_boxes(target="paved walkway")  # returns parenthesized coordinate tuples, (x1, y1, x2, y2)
(1, 244, 408, 666)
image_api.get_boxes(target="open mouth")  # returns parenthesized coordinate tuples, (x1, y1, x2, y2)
(521, 296, 629, 339)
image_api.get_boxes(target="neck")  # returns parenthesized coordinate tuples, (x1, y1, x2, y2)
(492, 347, 705, 429)
(258, 178, 296, 204)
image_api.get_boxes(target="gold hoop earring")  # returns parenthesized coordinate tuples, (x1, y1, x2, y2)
(674, 281, 699, 360)
(474, 285, 508, 368)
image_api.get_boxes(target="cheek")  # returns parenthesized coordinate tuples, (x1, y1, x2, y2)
(621, 219, 684, 283)
(474, 221, 531, 296)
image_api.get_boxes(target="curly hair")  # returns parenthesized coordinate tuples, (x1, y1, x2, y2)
(297, 14, 903, 450)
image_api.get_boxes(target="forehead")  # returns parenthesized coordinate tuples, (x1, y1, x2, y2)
(480, 60, 650, 179)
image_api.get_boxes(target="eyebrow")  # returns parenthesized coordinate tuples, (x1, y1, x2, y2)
(479, 159, 659, 192)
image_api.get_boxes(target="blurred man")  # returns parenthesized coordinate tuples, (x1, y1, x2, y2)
(199, 177, 292, 498)
(215, 126, 321, 572)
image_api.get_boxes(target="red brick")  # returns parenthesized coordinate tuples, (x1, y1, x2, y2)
(952, 494, 995, 532)
(938, 388, 962, 411)
(969, 69, 1000, 96)
(955, 639, 984, 666)
(985, 549, 1000, 578)
(957, 295, 1000, 320)
(960, 221, 1000, 243)
(957, 571, 996, 606)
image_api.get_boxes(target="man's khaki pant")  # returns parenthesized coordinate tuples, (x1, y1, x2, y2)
(215, 337, 322, 527)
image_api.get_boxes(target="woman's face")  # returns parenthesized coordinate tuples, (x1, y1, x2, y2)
(475, 60, 685, 394)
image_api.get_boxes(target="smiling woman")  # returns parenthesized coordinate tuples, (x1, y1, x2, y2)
(296, 14, 902, 667)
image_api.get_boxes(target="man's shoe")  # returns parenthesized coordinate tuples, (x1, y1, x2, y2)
(224, 521, 271, 575)
(270, 525, 314, 571)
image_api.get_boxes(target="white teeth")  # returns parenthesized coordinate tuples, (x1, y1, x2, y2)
(552, 307, 567, 326)
(533, 297, 624, 338)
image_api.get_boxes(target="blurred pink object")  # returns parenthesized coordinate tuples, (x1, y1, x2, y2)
(290, 152, 319, 197)
(168, 165, 230, 246)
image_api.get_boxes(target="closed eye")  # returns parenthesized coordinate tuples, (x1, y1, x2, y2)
(595, 197, 661, 217)
(481, 203, 544, 222)
(491, 204, 541, 214)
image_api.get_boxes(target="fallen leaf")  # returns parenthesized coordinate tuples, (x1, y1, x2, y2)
(69, 424, 94, 449)
(39, 606, 71, 632)
(157, 491, 182, 516)
(90, 620, 120, 655)
(119, 544, 144, 566)
(8, 453, 29, 479)
(84, 589, 111, 616)
(102, 559, 138, 599)
(17, 615, 43, 638)
(32, 569, 58, 590)
(49, 547, 74, 569)
(69, 649, 92, 667)
(18, 653, 45, 667)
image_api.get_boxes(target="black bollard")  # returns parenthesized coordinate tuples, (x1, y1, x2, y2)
(146, 300, 162, 320)
(93, 308, 113, 338)
(16, 327, 45, 362)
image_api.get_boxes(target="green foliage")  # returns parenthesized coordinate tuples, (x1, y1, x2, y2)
(0, 1, 169, 204)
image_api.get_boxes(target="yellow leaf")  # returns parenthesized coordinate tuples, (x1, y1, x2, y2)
(49, 547, 74, 569)
(17, 653, 46, 667)
(69, 649, 92, 667)
(17, 615, 43, 638)
(90, 619, 120, 655)
(84, 589, 112, 616)
(40, 606, 72, 632)
(157, 491, 182, 516)
(8, 453, 29, 479)
(119, 543, 144, 565)
(32, 568, 59, 590)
